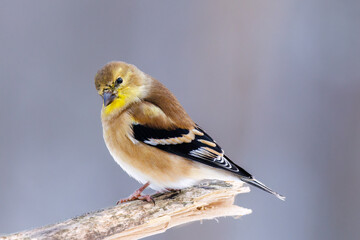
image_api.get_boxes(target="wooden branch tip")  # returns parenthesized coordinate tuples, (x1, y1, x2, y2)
(1, 180, 252, 240)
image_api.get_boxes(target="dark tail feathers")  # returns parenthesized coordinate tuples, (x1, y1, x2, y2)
(241, 178, 286, 201)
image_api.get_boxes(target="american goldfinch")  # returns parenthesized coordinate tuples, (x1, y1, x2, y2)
(95, 61, 285, 203)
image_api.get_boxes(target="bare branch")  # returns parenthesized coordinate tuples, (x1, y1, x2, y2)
(1, 180, 251, 240)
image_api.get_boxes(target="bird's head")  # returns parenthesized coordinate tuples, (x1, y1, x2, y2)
(95, 61, 148, 117)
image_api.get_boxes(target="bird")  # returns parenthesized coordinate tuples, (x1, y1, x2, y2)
(95, 61, 285, 203)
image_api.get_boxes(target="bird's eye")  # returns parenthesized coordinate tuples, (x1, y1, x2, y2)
(115, 77, 123, 86)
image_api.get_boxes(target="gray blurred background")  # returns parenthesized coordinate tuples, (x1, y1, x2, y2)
(1, 1, 359, 239)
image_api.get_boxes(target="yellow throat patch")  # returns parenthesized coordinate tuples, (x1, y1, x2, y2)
(103, 86, 140, 116)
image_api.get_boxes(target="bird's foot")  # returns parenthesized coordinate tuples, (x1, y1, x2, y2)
(116, 182, 154, 204)
(137, 194, 155, 204)
(116, 192, 154, 204)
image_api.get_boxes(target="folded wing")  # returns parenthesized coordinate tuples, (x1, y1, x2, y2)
(132, 123, 252, 179)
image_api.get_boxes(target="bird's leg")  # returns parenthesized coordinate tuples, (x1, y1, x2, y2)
(117, 182, 154, 204)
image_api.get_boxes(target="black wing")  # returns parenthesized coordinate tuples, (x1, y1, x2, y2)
(132, 124, 252, 178)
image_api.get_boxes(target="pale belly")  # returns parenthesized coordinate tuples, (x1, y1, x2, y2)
(106, 143, 240, 191)
(106, 141, 200, 191)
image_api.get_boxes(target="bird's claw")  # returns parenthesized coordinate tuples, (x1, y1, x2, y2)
(116, 193, 155, 205)
(117, 182, 154, 205)
(138, 195, 155, 205)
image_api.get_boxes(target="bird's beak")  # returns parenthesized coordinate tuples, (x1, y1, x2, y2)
(103, 92, 116, 107)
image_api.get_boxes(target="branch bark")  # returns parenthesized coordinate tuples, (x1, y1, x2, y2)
(1, 180, 251, 240)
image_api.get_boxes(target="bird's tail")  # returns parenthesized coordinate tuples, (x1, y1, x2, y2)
(241, 177, 286, 201)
